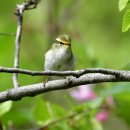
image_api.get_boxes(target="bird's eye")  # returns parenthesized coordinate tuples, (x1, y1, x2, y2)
(60, 42, 63, 44)
(55, 40, 64, 44)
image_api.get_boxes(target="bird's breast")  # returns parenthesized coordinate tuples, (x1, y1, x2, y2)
(55, 46, 72, 61)
(44, 46, 73, 71)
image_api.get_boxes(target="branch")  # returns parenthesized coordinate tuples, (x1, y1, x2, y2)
(38, 110, 87, 130)
(0, 71, 130, 102)
(0, 66, 130, 78)
(1, 67, 130, 102)
(13, 0, 40, 88)
(13, 3, 24, 88)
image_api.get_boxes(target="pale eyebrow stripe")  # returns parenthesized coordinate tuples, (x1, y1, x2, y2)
(56, 38, 70, 44)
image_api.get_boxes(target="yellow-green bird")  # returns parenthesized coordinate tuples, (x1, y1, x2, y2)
(44, 34, 74, 79)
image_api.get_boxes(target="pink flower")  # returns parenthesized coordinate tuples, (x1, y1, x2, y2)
(96, 111, 108, 122)
(70, 85, 96, 101)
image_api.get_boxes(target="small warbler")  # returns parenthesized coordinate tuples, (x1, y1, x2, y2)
(44, 34, 74, 79)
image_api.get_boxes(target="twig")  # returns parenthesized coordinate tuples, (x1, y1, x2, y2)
(25, 0, 41, 9)
(13, 3, 25, 88)
(38, 110, 87, 130)
(1, 66, 130, 78)
(13, 0, 40, 88)
(0, 72, 130, 102)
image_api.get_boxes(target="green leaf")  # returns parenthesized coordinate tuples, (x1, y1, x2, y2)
(50, 102, 67, 117)
(90, 118, 103, 130)
(115, 93, 130, 124)
(33, 100, 51, 125)
(33, 99, 67, 126)
(122, 9, 130, 32)
(0, 101, 12, 117)
(119, 0, 130, 11)
(104, 83, 130, 95)
(75, 98, 103, 111)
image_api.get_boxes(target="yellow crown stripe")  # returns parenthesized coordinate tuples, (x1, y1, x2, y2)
(56, 38, 70, 44)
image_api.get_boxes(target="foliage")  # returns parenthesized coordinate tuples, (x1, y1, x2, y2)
(0, 101, 12, 117)
(119, 0, 130, 31)
(119, 0, 130, 11)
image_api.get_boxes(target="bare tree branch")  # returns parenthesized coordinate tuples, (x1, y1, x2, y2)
(13, 0, 40, 88)
(1, 66, 130, 78)
(13, 3, 24, 88)
(0, 70, 130, 102)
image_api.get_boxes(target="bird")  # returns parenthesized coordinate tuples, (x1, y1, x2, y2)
(44, 34, 74, 80)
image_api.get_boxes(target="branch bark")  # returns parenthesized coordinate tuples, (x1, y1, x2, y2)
(13, 0, 40, 88)
(1, 66, 130, 78)
(13, 3, 24, 88)
(0, 68, 130, 102)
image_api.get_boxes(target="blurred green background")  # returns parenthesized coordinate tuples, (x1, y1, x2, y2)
(0, 0, 130, 130)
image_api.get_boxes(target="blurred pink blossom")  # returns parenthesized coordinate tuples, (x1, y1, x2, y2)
(96, 111, 108, 122)
(70, 85, 96, 101)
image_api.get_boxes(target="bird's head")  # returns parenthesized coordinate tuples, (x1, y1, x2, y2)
(56, 34, 71, 45)
(52, 34, 71, 49)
